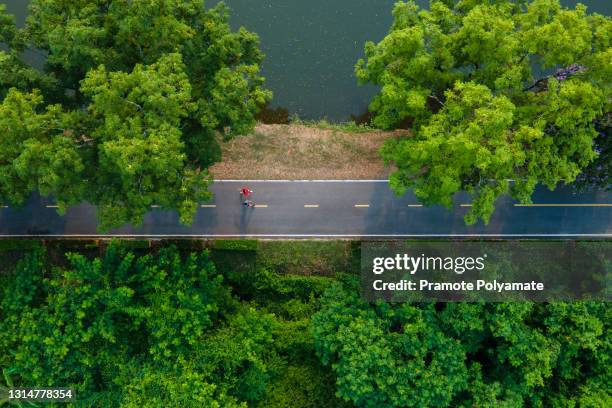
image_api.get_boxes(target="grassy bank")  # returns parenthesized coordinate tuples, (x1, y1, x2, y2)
(210, 123, 405, 180)
(0, 239, 360, 277)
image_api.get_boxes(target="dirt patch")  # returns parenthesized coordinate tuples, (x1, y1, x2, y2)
(210, 124, 403, 179)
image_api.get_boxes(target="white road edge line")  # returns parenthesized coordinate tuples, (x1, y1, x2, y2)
(213, 179, 521, 183)
(514, 204, 612, 207)
(2, 234, 610, 238)
(200, 204, 217, 208)
(215, 179, 389, 183)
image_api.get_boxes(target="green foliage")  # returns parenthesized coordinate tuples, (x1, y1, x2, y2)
(253, 268, 334, 304)
(0, 241, 344, 407)
(1, 240, 610, 407)
(0, 240, 43, 251)
(290, 116, 377, 133)
(312, 282, 611, 407)
(198, 308, 280, 403)
(120, 366, 245, 408)
(80, 52, 211, 229)
(0, 89, 85, 210)
(250, 268, 344, 408)
(257, 240, 359, 276)
(0, 1, 271, 230)
(574, 113, 611, 191)
(214, 239, 259, 251)
(357, 0, 612, 224)
(0, 5, 56, 101)
(0, 243, 235, 406)
(258, 363, 346, 408)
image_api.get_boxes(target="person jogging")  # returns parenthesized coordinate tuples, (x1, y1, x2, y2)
(240, 186, 254, 207)
(240, 186, 253, 198)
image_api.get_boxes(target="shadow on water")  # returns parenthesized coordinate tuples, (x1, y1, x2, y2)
(256, 103, 291, 124)
(350, 109, 373, 126)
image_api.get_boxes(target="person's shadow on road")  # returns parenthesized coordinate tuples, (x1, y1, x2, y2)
(239, 204, 255, 235)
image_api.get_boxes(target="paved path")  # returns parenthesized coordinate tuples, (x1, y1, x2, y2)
(0, 181, 611, 238)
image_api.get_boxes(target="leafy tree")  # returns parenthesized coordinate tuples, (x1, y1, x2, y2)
(80, 53, 210, 229)
(0, 1, 271, 229)
(0, 244, 337, 407)
(574, 113, 611, 191)
(1, 240, 609, 407)
(120, 365, 245, 408)
(357, 0, 612, 224)
(312, 281, 611, 407)
(0, 243, 233, 406)
(0, 4, 56, 100)
(0, 89, 85, 210)
(313, 283, 468, 408)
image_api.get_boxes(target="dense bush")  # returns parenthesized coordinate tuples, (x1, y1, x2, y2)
(312, 280, 611, 407)
(0, 242, 340, 407)
(1, 242, 609, 407)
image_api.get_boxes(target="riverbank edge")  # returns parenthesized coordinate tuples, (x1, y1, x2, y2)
(210, 123, 407, 180)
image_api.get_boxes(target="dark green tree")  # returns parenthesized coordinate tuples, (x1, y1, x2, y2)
(313, 283, 468, 408)
(0, 4, 56, 100)
(0, 1, 271, 229)
(312, 281, 610, 407)
(574, 113, 611, 191)
(1, 244, 332, 407)
(357, 0, 611, 224)
(0, 244, 234, 406)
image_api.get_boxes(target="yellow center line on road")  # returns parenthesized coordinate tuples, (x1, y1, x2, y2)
(460, 204, 473, 207)
(304, 204, 319, 208)
(200, 204, 217, 208)
(254, 204, 268, 208)
(46, 205, 59, 208)
(514, 203, 612, 207)
(354, 204, 370, 208)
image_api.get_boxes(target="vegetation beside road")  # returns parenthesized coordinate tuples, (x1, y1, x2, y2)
(0, 240, 609, 407)
(1, 0, 609, 229)
(358, 0, 611, 224)
(210, 123, 397, 180)
(0, 0, 270, 231)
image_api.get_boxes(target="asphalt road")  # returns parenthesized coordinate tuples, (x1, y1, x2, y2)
(0, 181, 611, 238)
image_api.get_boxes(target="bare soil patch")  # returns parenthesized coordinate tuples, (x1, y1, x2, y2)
(210, 124, 402, 179)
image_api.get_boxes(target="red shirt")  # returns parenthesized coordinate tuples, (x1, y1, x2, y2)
(241, 188, 251, 197)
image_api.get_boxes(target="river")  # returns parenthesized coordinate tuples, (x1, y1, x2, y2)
(2, 0, 610, 121)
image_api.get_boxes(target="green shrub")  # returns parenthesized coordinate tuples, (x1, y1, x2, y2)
(257, 241, 357, 276)
(0, 240, 42, 251)
(214, 240, 258, 251)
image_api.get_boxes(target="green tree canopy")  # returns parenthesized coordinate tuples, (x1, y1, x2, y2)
(575, 113, 611, 191)
(357, 0, 611, 224)
(0, 243, 279, 407)
(0, 1, 271, 230)
(0, 243, 344, 407)
(312, 281, 610, 407)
